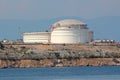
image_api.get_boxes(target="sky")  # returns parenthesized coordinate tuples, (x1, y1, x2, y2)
(0, 0, 120, 19)
(0, 0, 120, 41)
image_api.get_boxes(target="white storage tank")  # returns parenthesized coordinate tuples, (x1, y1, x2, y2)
(88, 31, 94, 42)
(23, 32, 50, 43)
(51, 19, 89, 44)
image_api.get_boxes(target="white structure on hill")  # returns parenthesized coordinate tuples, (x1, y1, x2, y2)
(23, 32, 51, 43)
(23, 19, 93, 44)
(51, 19, 89, 44)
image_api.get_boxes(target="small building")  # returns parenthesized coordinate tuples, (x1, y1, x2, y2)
(2, 39, 8, 43)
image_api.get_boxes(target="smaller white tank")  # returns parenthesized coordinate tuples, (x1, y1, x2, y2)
(23, 32, 50, 43)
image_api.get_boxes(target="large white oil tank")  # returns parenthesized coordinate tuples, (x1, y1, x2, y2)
(51, 19, 89, 44)
(23, 32, 50, 43)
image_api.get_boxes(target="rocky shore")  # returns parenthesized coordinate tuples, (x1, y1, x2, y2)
(0, 58, 120, 68)
(0, 43, 120, 68)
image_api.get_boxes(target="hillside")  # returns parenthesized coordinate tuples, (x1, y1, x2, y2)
(0, 44, 120, 68)
(0, 44, 120, 60)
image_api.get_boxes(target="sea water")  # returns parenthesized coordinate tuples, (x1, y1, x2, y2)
(0, 66, 120, 80)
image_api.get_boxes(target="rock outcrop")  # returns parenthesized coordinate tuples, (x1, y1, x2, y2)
(0, 58, 119, 68)
(0, 44, 120, 68)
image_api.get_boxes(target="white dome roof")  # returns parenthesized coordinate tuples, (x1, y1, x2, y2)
(52, 19, 87, 27)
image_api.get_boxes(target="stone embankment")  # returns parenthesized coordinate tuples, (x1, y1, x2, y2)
(0, 44, 120, 68)
(0, 58, 120, 68)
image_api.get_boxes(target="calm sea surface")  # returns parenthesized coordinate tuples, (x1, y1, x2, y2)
(0, 66, 120, 80)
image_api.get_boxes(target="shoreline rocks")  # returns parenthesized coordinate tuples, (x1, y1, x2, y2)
(0, 44, 120, 68)
(0, 58, 119, 68)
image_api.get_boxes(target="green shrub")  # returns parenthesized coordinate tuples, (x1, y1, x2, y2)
(54, 52, 60, 59)
(0, 42, 5, 50)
